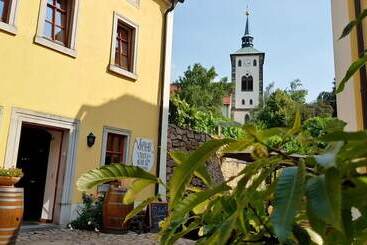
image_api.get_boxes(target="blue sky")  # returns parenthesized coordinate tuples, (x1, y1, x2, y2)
(172, 0, 335, 102)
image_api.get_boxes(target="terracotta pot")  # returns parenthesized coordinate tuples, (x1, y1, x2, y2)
(0, 176, 21, 186)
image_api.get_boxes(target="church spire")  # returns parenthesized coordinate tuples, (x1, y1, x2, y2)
(242, 7, 254, 48)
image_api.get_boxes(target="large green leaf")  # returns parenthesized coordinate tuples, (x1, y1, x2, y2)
(259, 127, 288, 139)
(337, 54, 367, 94)
(77, 164, 158, 191)
(220, 139, 252, 153)
(162, 184, 231, 244)
(198, 212, 238, 245)
(123, 196, 156, 223)
(339, 8, 367, 39)
(306, 203, 326, 238)
(271, 162, 306, 243)
(306, 168, 342, 232)
(168, 139, 235, 207)
(313, 142, 344, 169)
(293, 225, 312, 245)
(342, 177, 367, 210)
(165, 219, 201, 245)
(171, 183, 230, 223)
(170, 151, 212, 186)
(123, 179, 156, 204)
(243, 124, 261, 142)
(321, 131, 367, 142)
(288, 109, 302, 135)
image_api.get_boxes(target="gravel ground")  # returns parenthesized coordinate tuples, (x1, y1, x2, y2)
(16, 229, 195, 245)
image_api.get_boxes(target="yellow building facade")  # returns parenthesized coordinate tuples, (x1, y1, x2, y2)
(0, 0, 176, 224)
(331, 0, 367, 131)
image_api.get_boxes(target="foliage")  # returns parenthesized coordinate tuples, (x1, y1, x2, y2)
(174, 64, 233, 113)
(0, 167, 23, 177)
(317, 81, 337, 117)
(75, 11, 367, 245)
(286, 79, 308, 104)
(169, 95, 244, 139)
(69, 193, 104, 231)
(253, 80, 334, 129)
(337, 8, 367, 93)
(77, 112, 367, 244)
(253, 89, 297, 128)
(303, 117, 346, 138)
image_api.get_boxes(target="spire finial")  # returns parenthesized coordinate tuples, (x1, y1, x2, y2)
(242, 5, 254, 48)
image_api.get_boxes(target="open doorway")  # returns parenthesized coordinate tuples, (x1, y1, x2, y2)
(15, 123, 67, 223)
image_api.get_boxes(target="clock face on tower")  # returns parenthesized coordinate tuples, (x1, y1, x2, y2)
(244, 59, 251, 66)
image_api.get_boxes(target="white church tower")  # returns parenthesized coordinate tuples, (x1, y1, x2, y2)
(231, 9, 265, 124)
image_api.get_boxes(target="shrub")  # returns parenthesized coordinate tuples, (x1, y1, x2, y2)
(69, 193, 104, 231)
(169, 96, 244, 139)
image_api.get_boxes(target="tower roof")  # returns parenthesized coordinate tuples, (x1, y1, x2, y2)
(231, 7, 264, 56)
(242, 8, 254, 48)
(232, 46, 263, 55)
(245, 9, 250, 35)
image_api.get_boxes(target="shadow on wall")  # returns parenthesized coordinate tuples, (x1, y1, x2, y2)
(73, 94, 163, 180)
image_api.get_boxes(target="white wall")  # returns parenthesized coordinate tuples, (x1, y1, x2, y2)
(233, 111, 251, 125)
(234, 55, 260, 110)
(331, 0, 359, 131)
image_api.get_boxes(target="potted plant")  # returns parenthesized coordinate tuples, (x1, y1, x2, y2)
(0, 167, 23, 186)
(0, 167, 24, 245)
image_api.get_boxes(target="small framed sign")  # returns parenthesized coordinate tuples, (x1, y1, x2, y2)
(132, 138, 154, 172)
(146, 202, 168, 232)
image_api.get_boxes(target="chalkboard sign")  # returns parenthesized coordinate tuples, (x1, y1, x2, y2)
(147, 203, 168, 232)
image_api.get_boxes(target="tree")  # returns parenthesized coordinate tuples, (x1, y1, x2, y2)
(253, 89, 297, 128)
(286, 79, 308, 104)
(317, 80, 337, 117)
(253, 80, 334, 129)
(175, 64, 233, 113)
(263, 82, 275, 104)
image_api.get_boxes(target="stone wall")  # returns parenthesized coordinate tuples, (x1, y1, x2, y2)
(166, 124, 224, 186)
(167, 124, 248, 189)
(220, 158, 247, 189)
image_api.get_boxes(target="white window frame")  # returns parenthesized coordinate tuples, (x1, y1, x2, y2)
(109, 12, 139, 80)
(34, 0, 80, 58)
(100, 127, 131, 166)
(0, 0, 20, 35)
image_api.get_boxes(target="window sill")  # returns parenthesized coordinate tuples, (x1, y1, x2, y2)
(109, 64, 138, 80)
(34, 36, 77, 58)
(0, 22, 17, 35)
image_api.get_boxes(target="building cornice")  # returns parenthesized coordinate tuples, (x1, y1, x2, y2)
(230, 52, 265, 57)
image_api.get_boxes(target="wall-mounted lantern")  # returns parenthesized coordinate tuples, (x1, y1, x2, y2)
(87, 133, 96, 147)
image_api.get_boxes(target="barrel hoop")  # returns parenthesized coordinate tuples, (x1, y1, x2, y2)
(0, 235, 13, 239)
(106, 202, 129, 205)
(0, 228, 18, 232)
(0, 241, 16, 245)
(0, 242, 16, 245)
(0, 206, 23, 209)
(0, 198, 23, 202)
(0, 188, 24, 193)
(0, 193, 23, 197)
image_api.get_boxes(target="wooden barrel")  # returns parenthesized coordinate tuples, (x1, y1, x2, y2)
(103, 186, 133, 232)
(0, 187, 23, 245)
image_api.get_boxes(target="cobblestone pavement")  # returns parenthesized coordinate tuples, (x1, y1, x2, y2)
(16, 229, 195, 245)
